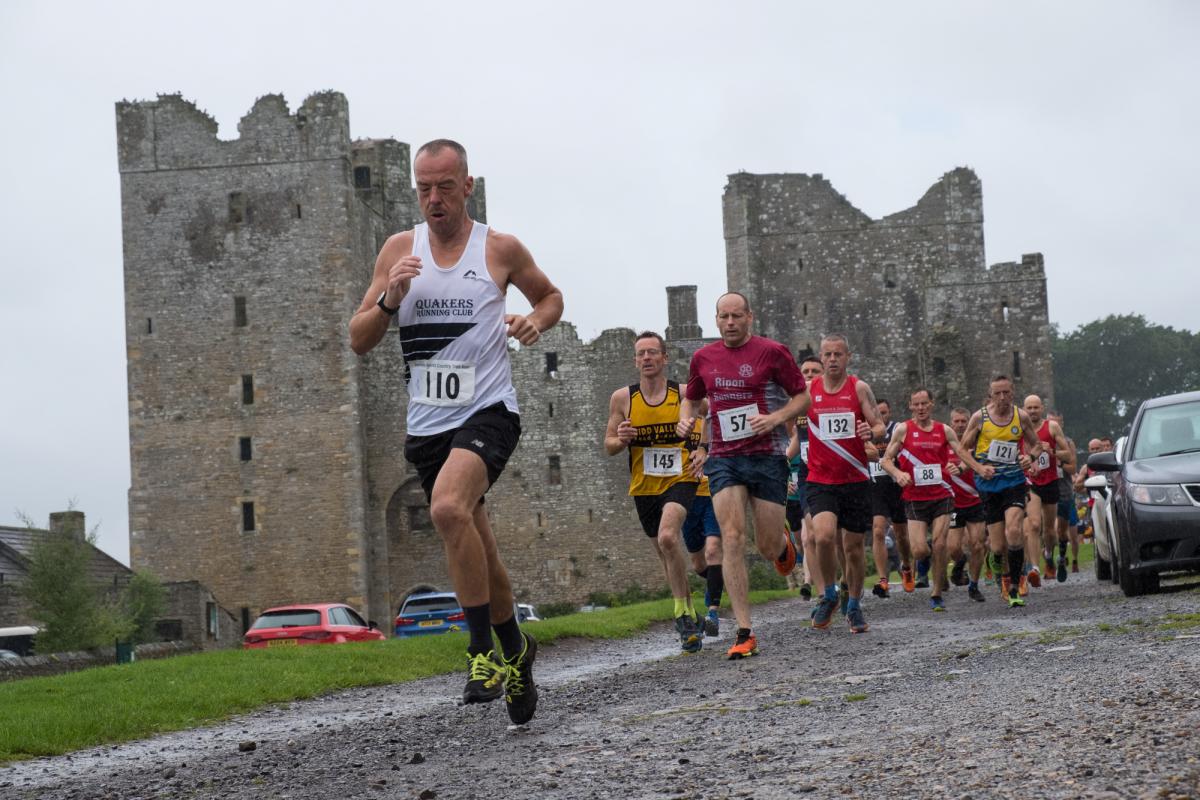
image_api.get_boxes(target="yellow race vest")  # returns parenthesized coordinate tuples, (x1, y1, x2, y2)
(628, 381, 698, 496)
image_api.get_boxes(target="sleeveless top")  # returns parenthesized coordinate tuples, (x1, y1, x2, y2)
(806, 375, 870, 485)
(627, 381, 697, 496)
(896, 420, 953, 502)
(787, 419, 810, 501)
(869, 420, 898, 483)
(1022, 420, 1058, 487)
(974, 405, 1025, 492)
(397, 222, 518, 436)
(947, 452, 981, 509)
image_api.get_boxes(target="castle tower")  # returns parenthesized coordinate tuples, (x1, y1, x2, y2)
(722, 168, 1053, 411)
(665, 285, 702, 340)
(116, 92, 433, 626)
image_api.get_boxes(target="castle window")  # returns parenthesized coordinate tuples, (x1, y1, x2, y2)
(537, 512, 544, 528)
(1012, 350, 1022, 379)
(548, 402, 554, 418)
(239, 436, 252, 462)
(241, 501, 256, 532)
(797, 257, 804, 271)
(548, 455, 562, 486)
(234, 296, 247, 328)
(1001, 300, 1011, 324)
(354, 166, 372, 189)
(802, 303, 807, 317)
(588, 509, 593, 523)
(206, 602, 219, 638)
(240, 607, 251, 634)
(295, 204, 302, 219)
(146, 318, 153, 334)
(933, 357, 946, 375)
(545, 352, 558, 377)
(228, 192, 247, 224)
(883, 264, 897, 289)
(242, 374, 254, 405)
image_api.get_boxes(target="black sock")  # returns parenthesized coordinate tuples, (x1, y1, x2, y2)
(1059, 539, 1068, 557)
(706, 565, 724, 607)
(1008, 546, 1025, 587)
(492, 614, 524, 661)
(464, 604, 494, 655)
(736, 627, 752, 643)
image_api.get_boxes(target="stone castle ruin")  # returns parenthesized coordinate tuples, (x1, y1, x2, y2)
(117, 92, 1051, 629)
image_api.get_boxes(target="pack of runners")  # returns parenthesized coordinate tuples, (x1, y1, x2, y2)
(352, 141, 1089, 725)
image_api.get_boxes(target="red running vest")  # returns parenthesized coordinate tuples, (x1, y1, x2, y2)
(1021, 420, 1058, 487)
(806, 375, 870, 485)
(896, 420, 953, 502)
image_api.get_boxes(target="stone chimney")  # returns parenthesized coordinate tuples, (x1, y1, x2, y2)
(49, 510, 86, 539)
(665, 285, 702, 340)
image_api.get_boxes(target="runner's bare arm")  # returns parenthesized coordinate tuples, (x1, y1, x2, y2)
(880, 422, 911, 486)
(785, 427, 801, 459)
(749, 391, 810, 436)
(1017, 409, 1044, 471)
(946, 424, 988, 477)
(856, 380, 887, 442)
(1050, 422, 1075, 469)
(677, 396, 700, 439)
(350, 231, 416, 355)
(494, 232, 564, 346)
(604, 387, 634, 456)
(960, 411, 983, 451)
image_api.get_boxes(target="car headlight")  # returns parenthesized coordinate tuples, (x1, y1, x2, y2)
(1129, 483, 1192, 506)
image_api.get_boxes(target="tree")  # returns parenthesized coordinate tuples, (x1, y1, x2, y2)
(17, 513, 119, 653)
(1053, 315, 1200, 446)
(124, 570, 167, 644)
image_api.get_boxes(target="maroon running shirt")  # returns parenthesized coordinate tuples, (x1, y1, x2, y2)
(684, 336, 807, 458)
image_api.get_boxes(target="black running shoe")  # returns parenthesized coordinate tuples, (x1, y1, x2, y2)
(676, 615, 703, 653)
(463, 650, 506, 705)
(968, 583, 985, 602)
(914, 576, 930, 589)
(1057, 555, 1069, 583)
(950, 559, 968, 586)
(503, 633, 538, 725)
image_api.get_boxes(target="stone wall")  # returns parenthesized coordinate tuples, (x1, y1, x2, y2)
(723, 168, 1052, 412)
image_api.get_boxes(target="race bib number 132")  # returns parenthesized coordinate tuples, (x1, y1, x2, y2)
(819, 412, 856, 440)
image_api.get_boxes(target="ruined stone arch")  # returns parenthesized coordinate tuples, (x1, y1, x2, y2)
(385, 478, 450, 598)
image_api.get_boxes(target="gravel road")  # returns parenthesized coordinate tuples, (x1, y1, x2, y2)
(4, 571, 1199, 800)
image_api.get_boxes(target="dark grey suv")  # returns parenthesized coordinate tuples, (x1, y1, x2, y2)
(1088, 390, 1200, 596)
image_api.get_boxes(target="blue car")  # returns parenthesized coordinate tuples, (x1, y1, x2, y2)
(393, 591, 465, 637)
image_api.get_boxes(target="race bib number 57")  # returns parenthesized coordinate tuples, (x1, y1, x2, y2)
(718, 404, 759, 442)
(410, 361, 476, 407)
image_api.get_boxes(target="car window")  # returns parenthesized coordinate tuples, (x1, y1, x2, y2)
(251, 610, 321, 629)
(1132, 401, 1200, 460)
(401, 596, 460, 614)
(329, 607, 352, 626)
(344, 608, 368, 627)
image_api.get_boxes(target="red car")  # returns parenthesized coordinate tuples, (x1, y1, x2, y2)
(243, 603, 386, 649)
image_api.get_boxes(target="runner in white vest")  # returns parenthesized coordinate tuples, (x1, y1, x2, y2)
(350, 140, 562, 726)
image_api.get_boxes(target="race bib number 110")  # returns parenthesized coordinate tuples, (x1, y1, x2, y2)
(410, 361, 476, 407)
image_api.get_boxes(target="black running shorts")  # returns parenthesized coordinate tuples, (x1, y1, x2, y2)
(404, 402, 521, 503)
(1029, 481, 1060, 506)
(805, 481, 871, 534)
(951, 502, 985, 529)
(980, 484, 1027, 525)
(633, 482, 698, 538)
(904, 496, 955, 526)
(872, 478, 906, 524)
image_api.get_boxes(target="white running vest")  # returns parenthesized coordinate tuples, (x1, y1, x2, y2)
(396, 222, 519, 436)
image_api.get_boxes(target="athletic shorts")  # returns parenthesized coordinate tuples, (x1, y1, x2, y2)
(633, 482, 698, 538)
(681, 494, 720, 553)
(786, 499, 806, 531)
(404, 402, 521, 503)
(980, 484, 1027, 525)
(871, 478, 906, 524)
(905, 496, 955, 526)
(704, 454, 788, 505)
(951, 503, 985, 529)
(805, 481, 871, 534)
(1029, 481, 1060, 506)
(1056, 494, 1073, 521)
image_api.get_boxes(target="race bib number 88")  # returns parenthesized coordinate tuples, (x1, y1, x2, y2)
(914, 464, 943, 486)
(717, 404, 759, 442)
(410, 361, 476, 407)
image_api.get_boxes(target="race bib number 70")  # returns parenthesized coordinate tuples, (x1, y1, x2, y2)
(410, 361, 476, 407)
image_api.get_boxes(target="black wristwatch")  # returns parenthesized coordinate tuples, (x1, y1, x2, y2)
(377, 291, 399, 316)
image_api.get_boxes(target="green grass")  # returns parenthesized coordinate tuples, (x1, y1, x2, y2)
(844, 693, 868, 702)
(0, 590, 789, 764)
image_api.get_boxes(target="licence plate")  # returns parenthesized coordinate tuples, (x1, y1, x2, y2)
(419, 620, 443, 627)
(267, 638, 298, 647)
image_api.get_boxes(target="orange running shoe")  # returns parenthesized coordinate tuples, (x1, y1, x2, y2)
(901, 566, 916, 593)
(1027, 566, 1042, 588)
(1001, 576, 1012, 599)
(1018, 574, 1029, 597)
(774, 530, 797, 577)
(1045, 559, 1057, 581)
(726, 632, 758, 660)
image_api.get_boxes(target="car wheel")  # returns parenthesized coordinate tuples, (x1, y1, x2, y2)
(1141, 572, 1161, 594)
(1116, 524, 1146, 597)
(1094, 548, 1112, 581)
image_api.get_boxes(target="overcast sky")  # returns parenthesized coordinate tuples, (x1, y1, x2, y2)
(2, 1, 1197, 565)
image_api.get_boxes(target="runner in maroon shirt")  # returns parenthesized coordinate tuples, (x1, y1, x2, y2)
(805, 334, 886, 633)
(677, 292, 809, 659)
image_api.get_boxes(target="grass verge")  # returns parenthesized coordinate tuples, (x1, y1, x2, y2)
(0, 590, 789, 764)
